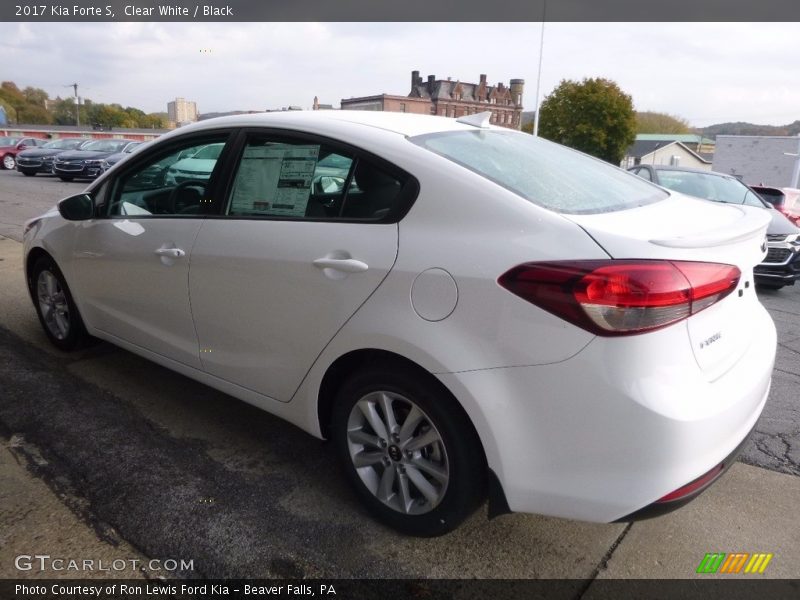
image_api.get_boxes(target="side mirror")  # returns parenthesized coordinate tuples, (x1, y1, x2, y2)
(17, 143, 27, 150)
(58, 193, 94, 221)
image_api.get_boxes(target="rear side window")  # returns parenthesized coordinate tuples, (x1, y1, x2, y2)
(225, 136, 405, 221)
(412, 130, 667, 214)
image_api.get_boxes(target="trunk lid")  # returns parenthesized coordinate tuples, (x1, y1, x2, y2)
(565, 193, 771, 379)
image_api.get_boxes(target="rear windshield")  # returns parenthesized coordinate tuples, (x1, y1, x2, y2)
(411, 130, 667, 214)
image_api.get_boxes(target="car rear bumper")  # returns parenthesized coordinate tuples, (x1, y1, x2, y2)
(436, 301, 776, 523)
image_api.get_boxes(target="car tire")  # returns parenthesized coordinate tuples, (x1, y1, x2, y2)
(58, 176, 74, 182)
(30, 256, 92, 351)
(2, 154, 15, 170)
(332, 361, 486, 536)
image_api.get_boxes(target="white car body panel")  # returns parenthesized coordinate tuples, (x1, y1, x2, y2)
(189, 220, 399, 402)
(71, 218, 205, 368)
(22, 110, 777, 524)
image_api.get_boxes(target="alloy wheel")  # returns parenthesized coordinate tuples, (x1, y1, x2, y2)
(3, 155, 15, 170)
(37, 270, 71, 340)
(346, 391, 449, 515)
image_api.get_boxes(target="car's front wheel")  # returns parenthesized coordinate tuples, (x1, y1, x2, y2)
(31, 256, 91, 351)
(2, 154, 15, 170)
(332, 362, 486, 536)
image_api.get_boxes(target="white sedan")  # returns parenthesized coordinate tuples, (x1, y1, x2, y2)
(23, 110, 776, 536)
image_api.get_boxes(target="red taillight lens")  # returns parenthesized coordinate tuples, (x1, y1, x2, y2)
(498, 260, 740, 336)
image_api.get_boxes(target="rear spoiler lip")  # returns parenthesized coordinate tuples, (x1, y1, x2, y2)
(649, 207, 770, 249)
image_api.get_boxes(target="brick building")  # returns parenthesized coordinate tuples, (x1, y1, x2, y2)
(340, 71, 525, 130)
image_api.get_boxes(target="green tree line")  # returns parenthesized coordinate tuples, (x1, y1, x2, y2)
(0, 81, 166, 129)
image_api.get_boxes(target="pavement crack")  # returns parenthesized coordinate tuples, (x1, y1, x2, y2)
(778, 342, 800, 357)
(576, 522, 633, 599)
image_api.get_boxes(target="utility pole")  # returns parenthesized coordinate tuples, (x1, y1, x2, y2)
(69, 83, 79, 126)
(532, 0, 546, 137)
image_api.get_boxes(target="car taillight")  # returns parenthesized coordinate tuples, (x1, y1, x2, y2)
(498, 260, 740, 336)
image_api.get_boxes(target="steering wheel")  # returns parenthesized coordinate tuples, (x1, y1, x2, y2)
(167, 180, 206, 214)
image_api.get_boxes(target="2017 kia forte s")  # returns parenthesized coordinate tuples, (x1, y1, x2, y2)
(22, 111, 776, 536)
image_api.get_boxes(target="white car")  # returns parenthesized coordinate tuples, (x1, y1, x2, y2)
(23, 111, 776, 536)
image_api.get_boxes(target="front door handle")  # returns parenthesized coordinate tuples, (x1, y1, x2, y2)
(155, 247, 186, 258)
(313, 257, 369, 273)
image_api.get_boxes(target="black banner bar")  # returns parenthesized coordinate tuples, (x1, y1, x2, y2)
(2, 579, 800, 600)
(3, 0, 800, 22)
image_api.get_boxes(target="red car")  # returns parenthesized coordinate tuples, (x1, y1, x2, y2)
(0, 136, 45, 170)
(752, 186, 800, 227)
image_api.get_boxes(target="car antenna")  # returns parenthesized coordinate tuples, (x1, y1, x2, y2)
(455, 111, 493, 128)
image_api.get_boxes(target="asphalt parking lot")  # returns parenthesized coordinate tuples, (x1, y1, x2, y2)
(0, 168, 798, 582)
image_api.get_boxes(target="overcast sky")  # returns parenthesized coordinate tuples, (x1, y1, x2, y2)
(2, 22, 798, 127)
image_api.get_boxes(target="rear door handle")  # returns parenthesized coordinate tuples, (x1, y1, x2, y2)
(155, 247, 186, 258)
(313, 257, 369, 273)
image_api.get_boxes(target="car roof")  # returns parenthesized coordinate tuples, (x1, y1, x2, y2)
(635, 164, 739, 179)
(169, 110, 504, 139)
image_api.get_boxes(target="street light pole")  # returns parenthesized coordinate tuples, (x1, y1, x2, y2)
(532, 0, 546, 137)
(786, 134, 800, 189)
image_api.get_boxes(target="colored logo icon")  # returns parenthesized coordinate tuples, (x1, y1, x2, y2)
(696, 553, 773, 574)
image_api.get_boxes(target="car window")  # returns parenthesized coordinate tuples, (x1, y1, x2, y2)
(225, 136, 404, 221)
(0, 137, 20, 146)
(107, 136, 228, 217)
(655, 170, 767, 207)
(412, 130, 667, 215)
(633, 168, 652, 181)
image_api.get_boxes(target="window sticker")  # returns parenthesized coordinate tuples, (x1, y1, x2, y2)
(230, 143, 320, 217)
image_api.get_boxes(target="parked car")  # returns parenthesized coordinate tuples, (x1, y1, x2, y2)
(100, 141, 144, 173)
(163, 142, 224, 184)
(53, 139, 138, 181)
(0, 136, 46, 170)
(16, 138, 92, 176)
(630, 165, 800, 289)
(24, 111, 775, 536)
(751, 185, 800, 227)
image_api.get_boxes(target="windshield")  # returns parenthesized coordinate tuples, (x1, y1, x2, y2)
(124, 142, 141, 153)
(655, 170, 767, 208)
(43, 139, 85, 150)
(190, 143, 224, 160)
(412, 130, 667, 214)
(82, 140, 130, 153)
(0, 137, 21, 146)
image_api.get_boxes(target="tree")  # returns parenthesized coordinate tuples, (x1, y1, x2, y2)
(636, 111, 690, 134)
(22, 86, 49, 108)
(537, 77, 637, 164)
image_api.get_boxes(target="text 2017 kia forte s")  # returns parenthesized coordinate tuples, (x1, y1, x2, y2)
(23, 111, 775, 536)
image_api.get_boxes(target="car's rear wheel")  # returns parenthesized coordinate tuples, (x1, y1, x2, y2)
(31, 256, 91, 351)
(332, 362, 486, 536)
(2, 154, 15, 170)
(58, 175, 74, 182)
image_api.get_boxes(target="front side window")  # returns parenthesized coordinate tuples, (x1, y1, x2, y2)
(226, 136, 404, 221)
(413, 130, 667, 214)
(107, 136, 228, 217)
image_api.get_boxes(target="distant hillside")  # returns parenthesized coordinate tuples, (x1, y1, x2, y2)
(698, 120, 800, 138)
